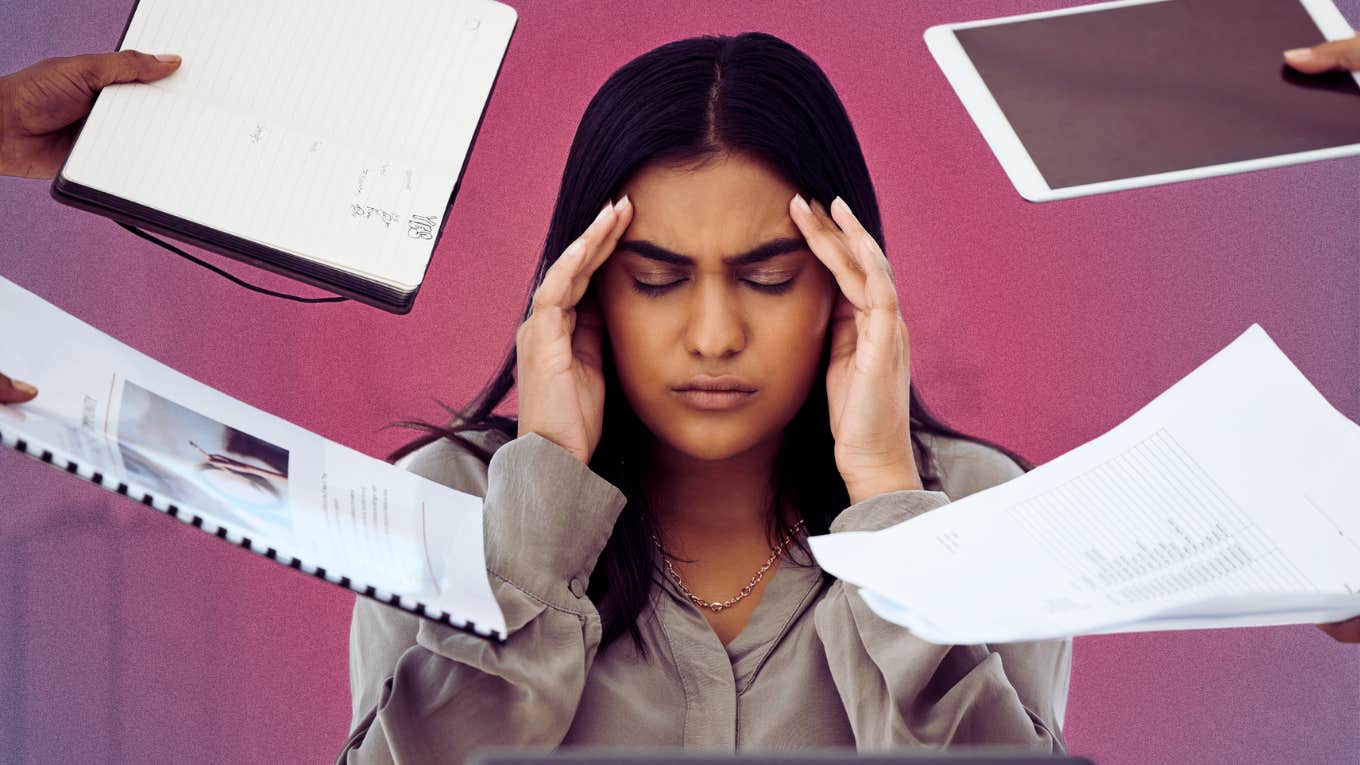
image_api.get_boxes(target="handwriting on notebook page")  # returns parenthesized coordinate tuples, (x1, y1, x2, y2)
(59, 0, 502, 289)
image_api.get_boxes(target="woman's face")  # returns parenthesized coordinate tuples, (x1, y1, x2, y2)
(595, 151, 837, 463)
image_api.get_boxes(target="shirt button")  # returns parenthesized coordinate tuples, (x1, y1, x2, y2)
(568, 577, 586, 598)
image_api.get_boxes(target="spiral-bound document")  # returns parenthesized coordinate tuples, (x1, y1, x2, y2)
(0, 276, 507, 641)
(51, 0, 518, 313)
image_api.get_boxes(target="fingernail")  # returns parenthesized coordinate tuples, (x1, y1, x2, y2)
(614, 194, 630, 212)
(792, 193, 812, 215)
(595, 201, 613, 224)
(12, 379, 37, 395)
(832, 196, 850, 215)
(153, 53, 181, 63)
(1284, 48, 1314, 63)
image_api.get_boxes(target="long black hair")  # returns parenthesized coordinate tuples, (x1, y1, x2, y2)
(389, 32, 1033, 652)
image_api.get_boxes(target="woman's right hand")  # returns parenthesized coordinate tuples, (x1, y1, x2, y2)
(515, 195, 633, 465)
(0, 373, 38, 404)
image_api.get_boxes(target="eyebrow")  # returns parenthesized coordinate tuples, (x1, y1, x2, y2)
(616, 236, 808, 267)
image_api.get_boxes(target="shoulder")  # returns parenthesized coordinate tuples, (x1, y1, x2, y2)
(917, 430, 1025, 502)
(394, 426, 516, 498)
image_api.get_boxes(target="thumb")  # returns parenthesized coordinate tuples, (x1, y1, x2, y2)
(1283, 33, 1360, 74)
(67, 49, 182, 91)
(0, 373, 38, 405)
(1316, 616, 1360, 643)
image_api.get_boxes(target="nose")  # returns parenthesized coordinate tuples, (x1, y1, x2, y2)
(683, 277, 746, 359)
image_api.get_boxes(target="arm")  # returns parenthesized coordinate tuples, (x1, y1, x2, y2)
(812, 445, 1071, 753)
(339, 432, 628, 764)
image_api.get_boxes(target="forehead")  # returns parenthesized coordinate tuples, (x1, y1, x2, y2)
(618, 151, 800, 263)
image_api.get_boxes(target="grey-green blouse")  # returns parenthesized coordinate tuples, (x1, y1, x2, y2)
(338, 428, 1072, 764)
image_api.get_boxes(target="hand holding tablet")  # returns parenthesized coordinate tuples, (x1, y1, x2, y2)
(1285, 31, 1360, 73)
(926, 0, 1360, 201)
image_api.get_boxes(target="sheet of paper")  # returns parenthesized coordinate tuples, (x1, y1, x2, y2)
(61, 0, 516, 290)
(0, 276, 505, 637)
(809, 324, 1360, 644)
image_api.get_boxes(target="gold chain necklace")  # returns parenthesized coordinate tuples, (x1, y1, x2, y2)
(651, 518, 806, 613)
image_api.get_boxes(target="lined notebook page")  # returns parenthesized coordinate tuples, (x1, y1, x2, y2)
(62, 0, 516, 290)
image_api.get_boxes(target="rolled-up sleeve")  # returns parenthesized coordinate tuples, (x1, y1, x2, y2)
(339, 432, 628, 765)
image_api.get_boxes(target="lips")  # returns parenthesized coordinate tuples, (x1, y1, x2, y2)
(673, 388, 756, 411)
(673, 375, 758, 393)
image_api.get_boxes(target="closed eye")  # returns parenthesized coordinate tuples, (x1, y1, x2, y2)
(629, 277, 796, 297)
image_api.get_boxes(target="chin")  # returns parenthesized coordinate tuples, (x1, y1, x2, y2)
(644, 406, 780, 462)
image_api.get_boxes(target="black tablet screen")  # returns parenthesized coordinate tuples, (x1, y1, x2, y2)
(954, 0, 1360, 189)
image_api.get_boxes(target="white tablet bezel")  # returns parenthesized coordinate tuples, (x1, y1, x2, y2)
(924, 0, 1360, 202)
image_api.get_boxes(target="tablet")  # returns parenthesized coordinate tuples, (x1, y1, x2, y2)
(924, 0, 1360, 201)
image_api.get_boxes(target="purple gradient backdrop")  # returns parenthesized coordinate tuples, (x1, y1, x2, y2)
(2, 1, 1358, 763)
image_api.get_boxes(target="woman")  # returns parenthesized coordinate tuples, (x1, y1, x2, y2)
(4, 27, 1360, 765)
(342, 32, 1069, 763)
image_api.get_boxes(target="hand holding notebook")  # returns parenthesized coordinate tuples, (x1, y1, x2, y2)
(40, 0, 518, 313)
(0, 50, 182, 179)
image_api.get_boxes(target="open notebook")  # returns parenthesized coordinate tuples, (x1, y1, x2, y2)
(51, 0, 518, 313)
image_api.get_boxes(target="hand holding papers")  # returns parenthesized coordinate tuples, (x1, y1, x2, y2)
(809, 324, 1360, 644)
(0, 276, 506, 640)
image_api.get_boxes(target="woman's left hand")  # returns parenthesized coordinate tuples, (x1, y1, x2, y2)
(789, 193, 923, 505)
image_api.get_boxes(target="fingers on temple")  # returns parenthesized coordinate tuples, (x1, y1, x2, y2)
(586, 195, 632, 275)
(828, 196, 899, 315)
(862, 236, 900, 317)
(815, 197, 898, 324)
(533, 197, 631, 315)
(829, 196, 869, 242)
(791, 194, 867, 309)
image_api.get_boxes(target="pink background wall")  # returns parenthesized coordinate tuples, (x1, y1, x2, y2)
(2, 1, 1357, 762)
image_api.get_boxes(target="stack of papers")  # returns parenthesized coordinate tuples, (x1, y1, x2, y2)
(809, 324, 1360, 644)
